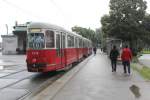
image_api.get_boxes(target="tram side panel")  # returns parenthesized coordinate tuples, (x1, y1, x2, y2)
(83, 48, 88, 57)
(89, 48, 92, 55)
(78, 48, 83, 60)
(65, 48, 78, 65)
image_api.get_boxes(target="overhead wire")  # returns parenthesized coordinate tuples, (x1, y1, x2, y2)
(1, 0, 44, 20)
(49, 0, 73, 27)
(1, 0, 73, 29)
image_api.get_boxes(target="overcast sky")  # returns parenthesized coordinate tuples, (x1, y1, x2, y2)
(0, 0, 150, 37)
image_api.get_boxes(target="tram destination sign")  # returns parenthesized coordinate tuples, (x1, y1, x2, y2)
(29, 28, 41, 33)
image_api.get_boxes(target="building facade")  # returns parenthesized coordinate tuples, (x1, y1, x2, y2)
(1, 22, 29, 55)
(1, 35, 18, 55)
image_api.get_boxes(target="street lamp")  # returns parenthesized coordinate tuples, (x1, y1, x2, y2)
(6, 24, 8, 35)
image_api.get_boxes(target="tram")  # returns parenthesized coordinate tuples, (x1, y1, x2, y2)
(26, 22, 92, 72)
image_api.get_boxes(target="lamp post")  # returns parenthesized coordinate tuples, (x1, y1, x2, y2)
(6, 24, 8, 35)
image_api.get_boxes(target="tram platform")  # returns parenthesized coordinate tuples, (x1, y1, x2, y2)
(28, 50, 150, 100)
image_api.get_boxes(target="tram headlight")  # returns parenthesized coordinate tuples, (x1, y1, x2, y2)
(32, 58, 37, 63)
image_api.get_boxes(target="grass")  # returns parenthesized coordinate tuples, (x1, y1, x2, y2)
(131, 63, 139, 71)
(142, 50, 150, 54)
(133, 51, 150, 80)
(140, 67, 150, 80)
(132, 56, 139, 63)
(131, 63, 150, 80)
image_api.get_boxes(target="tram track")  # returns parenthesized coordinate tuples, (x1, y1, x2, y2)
(0, 70, 35, 90)
(21, 71, 65, 100)
(0, 55, 92, 100)
(0, 69, 26, 78)
(0, 68, 65, 100)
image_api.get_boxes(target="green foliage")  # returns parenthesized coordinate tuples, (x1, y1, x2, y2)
(140, 66, 150, 80)
(131, 63, 139, 71)
(132, 64, 150, 80)
(101, 0, 147, 45)
(71, 26, 101, 45)
(72, 26, 91, 38)
(142, 50, 150, 54)
(142, 14, 150, 32)
(132, 56, 139, 63)
(101, 15, 111, 38)
(140, 14, 150, 43)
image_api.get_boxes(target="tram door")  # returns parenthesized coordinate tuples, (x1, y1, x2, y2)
(56, 32, 66, 69)
(60, 33, 66, 67)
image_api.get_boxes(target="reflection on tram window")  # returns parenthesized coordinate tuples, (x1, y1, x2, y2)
(28, 33, 45, 49)
(45, 30, 55, 48)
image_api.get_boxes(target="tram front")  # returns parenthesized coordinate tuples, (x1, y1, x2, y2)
(26, 28, 47, 72)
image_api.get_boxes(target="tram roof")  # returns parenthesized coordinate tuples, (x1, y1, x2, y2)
(28, 22, 65, 31)
(28, 22, 90, 41)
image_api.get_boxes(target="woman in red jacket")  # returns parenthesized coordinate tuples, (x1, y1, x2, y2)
(121, 45, 132, 75)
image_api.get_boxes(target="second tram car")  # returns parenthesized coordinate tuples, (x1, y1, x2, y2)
(26, 22, 92, 72)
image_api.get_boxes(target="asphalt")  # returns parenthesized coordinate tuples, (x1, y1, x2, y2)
(0, 53, 64, 100)
(0, 53, 26, 68)
(28, 50, 150, 100)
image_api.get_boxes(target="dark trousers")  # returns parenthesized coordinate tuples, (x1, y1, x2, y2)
(111, 59, 117, 72)
(122, 61, 130, 74)
(94, 51, 96, 55)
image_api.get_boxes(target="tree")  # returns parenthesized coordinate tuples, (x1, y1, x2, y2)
(72, 26, 87, 38)
(140, 14, 150, 44)
(95, 28, 106, 48)
(72, 26, 99, 46)
(101, 14, 111, 38)
(101, 0, 147, 48)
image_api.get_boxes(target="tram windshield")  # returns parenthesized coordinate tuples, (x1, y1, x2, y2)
(28, 33, 45, 49)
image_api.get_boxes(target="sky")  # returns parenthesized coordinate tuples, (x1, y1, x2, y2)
(0, 0, 150, 37)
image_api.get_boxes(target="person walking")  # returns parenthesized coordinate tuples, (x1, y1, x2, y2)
(109, 45, 119, 72)
(121, 45, 132, 75)
(93, 47, 97, 55)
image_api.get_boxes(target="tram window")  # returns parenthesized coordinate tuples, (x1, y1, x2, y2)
(83, 41, 86, 48)
(83, 41, 85, 48)
(72, 36, 74, 47)
(56, 34, 60, 49)
(79, 39, 82, 48)
(85, 41, 87, 48)
(75, 37, 78, 48)
(67, 35, 71, 47)
(72, 36, 75, 47)
(86, 41, 87, 48)
(45, 30, 54, 48)
(77, 38, 79, 48)
(67, 35, 74, 47)
(28, 33, 45, 49)
(62, 35, 65, 48)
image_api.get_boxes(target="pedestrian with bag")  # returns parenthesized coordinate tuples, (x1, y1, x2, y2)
(109, 45, 119, 72)
(121, 45, 132, 75)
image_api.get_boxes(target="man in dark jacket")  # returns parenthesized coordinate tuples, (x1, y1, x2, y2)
(93, 47, 97, 55)
(109, 45, 119, 72)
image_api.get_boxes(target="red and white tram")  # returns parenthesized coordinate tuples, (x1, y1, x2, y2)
(26, 22, 92, 72)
